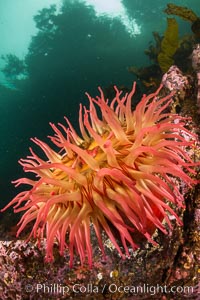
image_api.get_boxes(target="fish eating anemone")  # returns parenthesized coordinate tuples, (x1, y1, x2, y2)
(1, 82, 199, 267)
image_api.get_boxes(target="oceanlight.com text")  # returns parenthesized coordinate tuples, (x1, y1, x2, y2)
(24, 282, 196, 296)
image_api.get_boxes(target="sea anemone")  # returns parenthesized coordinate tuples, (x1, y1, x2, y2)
(1, 83, 199, 267)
